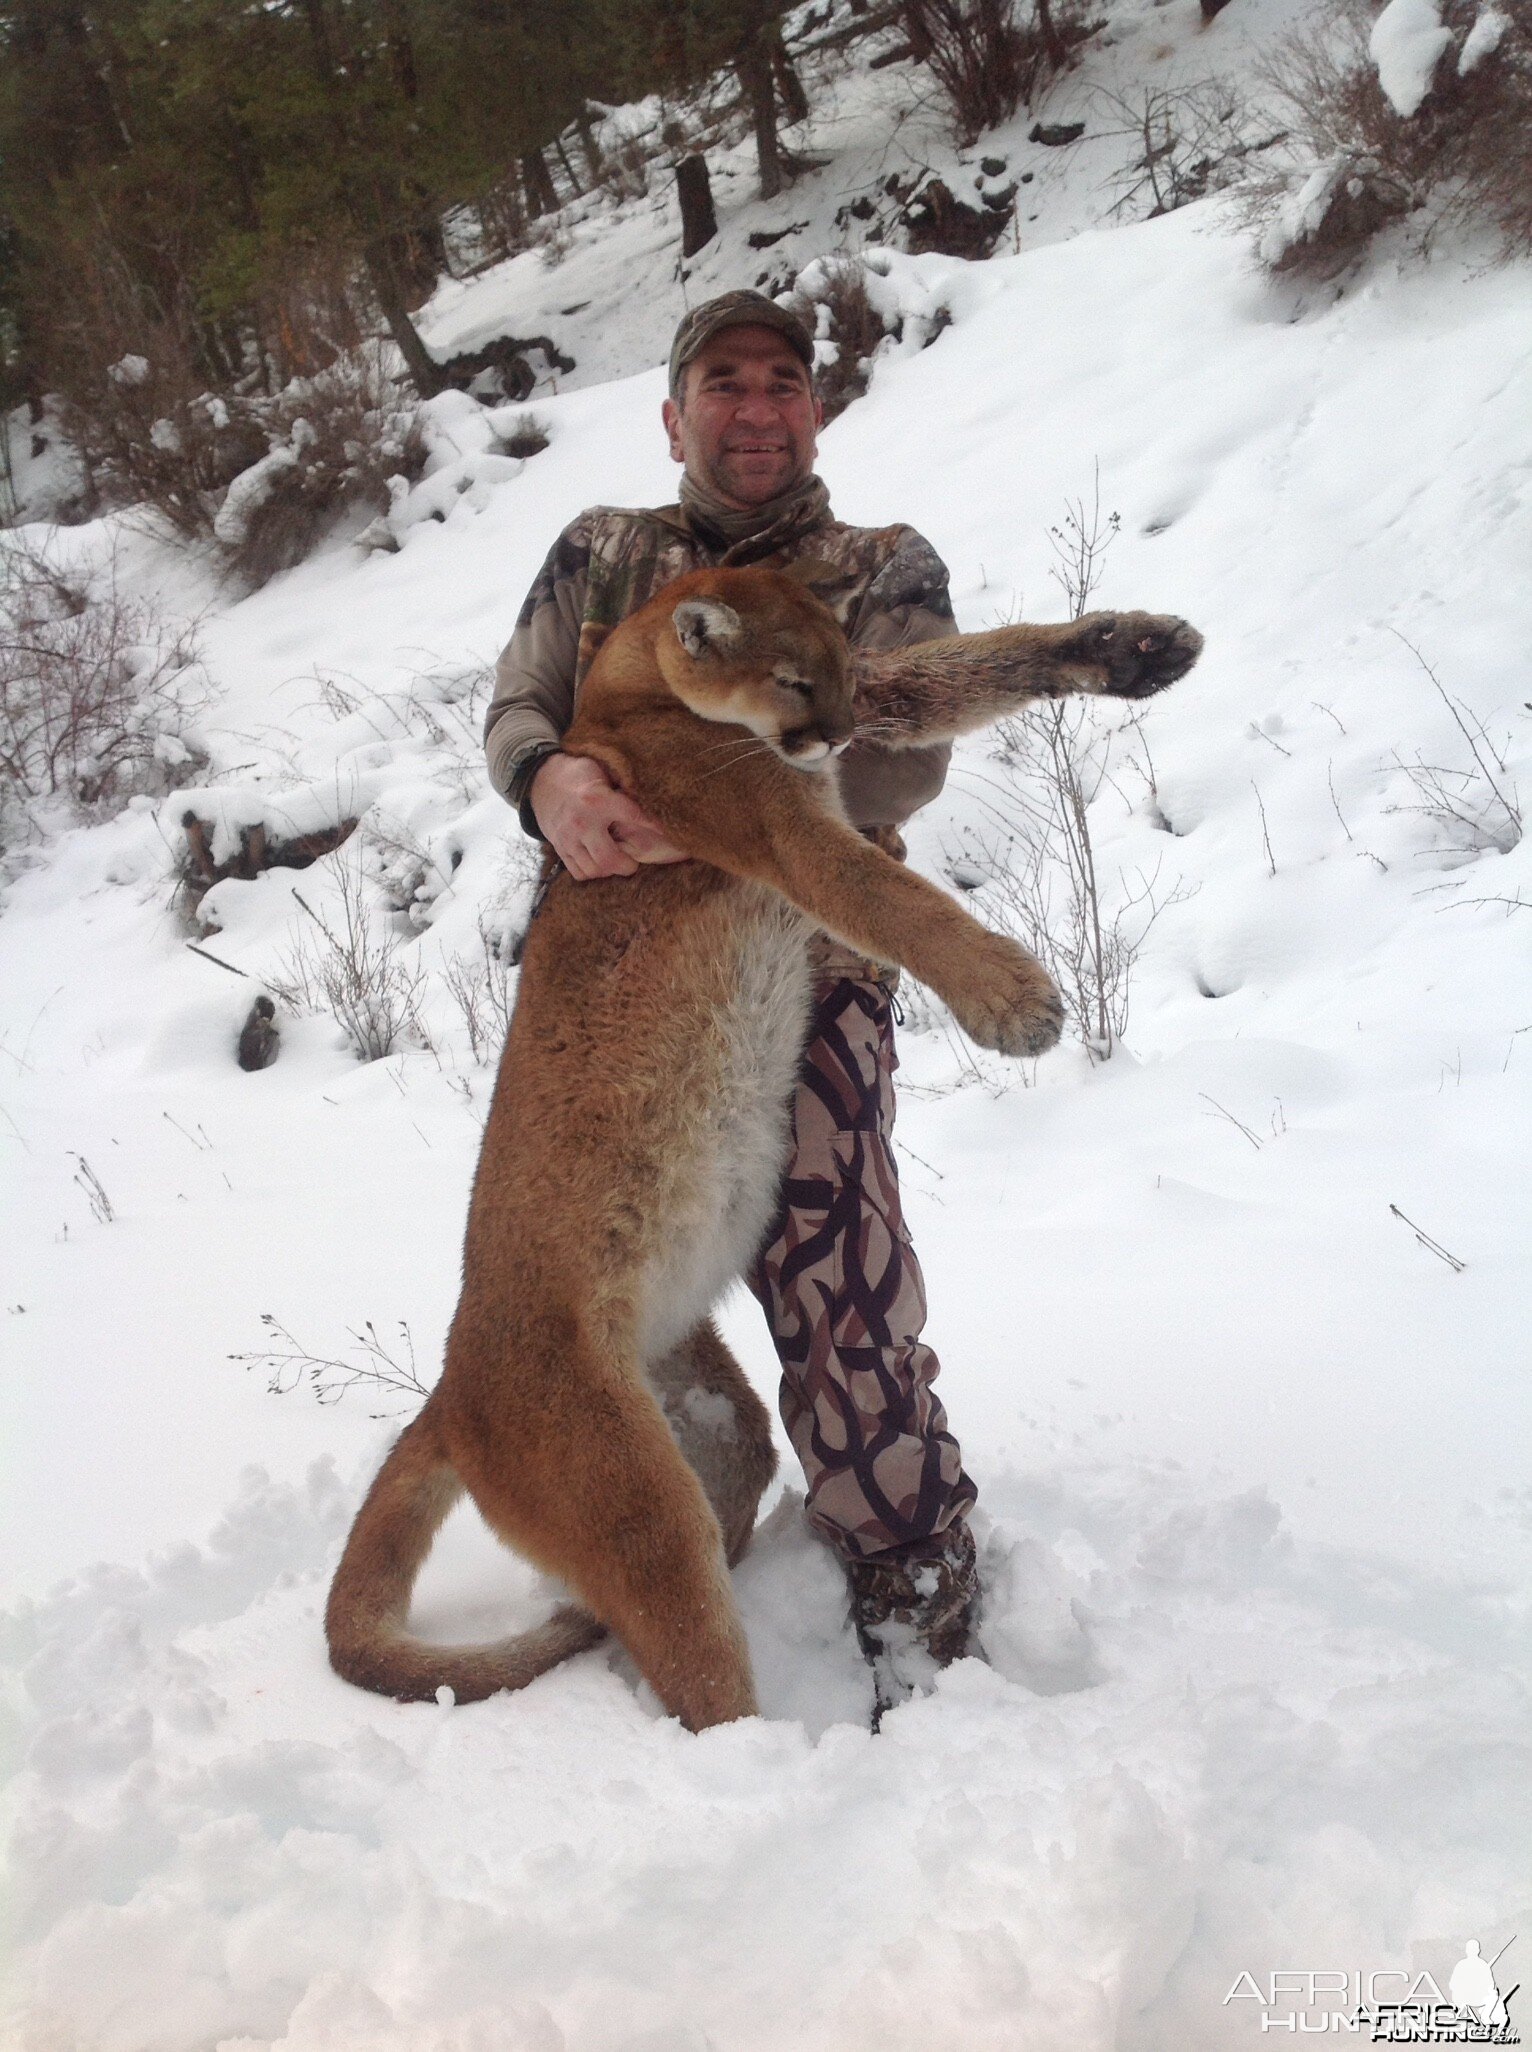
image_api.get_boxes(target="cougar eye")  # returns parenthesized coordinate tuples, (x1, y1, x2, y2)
(777, 676, 813, 698)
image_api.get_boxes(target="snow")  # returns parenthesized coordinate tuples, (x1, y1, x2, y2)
(3, 4, 1532, 2046)
(1369, 0, 1454, 116)
(213, 445, 303, 548)
(1257, 155, 1354, 267)
(1458, 4, 1508, 74)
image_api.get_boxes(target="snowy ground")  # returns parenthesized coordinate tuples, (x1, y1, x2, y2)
(4, 3, 1531, 2047)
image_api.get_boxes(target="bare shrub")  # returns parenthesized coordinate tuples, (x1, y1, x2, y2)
(1386, 633, 1522, 859)
(232, 1312, 429, 1416)
(905, 0, 1092, 144)
(0, 533, 207, 844)
(70, 1153, 116, 1225)
(530, 212, 575, 269)
(789, 258, 896, 421)
(43, 246, 424, 586)
(249, 234, 371, 388)
(789, 255, 950, 422)
(972, 707, 1187, 1056)
(473, 174, 531, 264)
(271, 863, 429, 1061)
(214, 346, 426, 588)
(364, 810, 452, 920)
(36, 225, 268, 537)
(597, 135, 652, 204)
(950, 474, 1187, 1060)
(1095, 81, 1257, 220)
(1237, 0, 1532, 276)
(62, 350, 267, 542)
(1045, 465, 1120, 617)
(442, 914, 516, 1063)
(494, 413, 551, 459)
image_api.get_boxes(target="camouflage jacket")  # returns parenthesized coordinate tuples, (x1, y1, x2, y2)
(484, 479, 956, 834)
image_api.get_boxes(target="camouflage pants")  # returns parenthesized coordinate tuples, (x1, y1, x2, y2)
(748, 977, 978, 1561)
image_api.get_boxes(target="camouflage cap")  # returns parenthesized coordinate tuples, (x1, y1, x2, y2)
(667, 290, 816, 398)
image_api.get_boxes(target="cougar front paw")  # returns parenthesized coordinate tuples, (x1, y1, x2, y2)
(1073, 612, 1204, 699)
(946, 935, 1064, 1058)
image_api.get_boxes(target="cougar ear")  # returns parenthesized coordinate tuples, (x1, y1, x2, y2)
(672, 597, 744, 659)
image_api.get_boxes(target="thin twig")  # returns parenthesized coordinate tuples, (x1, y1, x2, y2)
(1252, 782, 1276, 876)
(1449, 892, 1531, 916)
(186, 941, 249, 978)
(1249, 723, 1293, 758)
(1387, 1203, 1466, 1273)
(1198, 1092, 1264, 1150)
(162, 1111, 212, 1151)
(1327, 760, 1353, 842)
(69, 1152, 115, 1223)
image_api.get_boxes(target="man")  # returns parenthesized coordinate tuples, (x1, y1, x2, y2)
(484, 289, 979, 1706)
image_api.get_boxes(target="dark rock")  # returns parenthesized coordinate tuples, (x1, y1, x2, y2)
(237, 996, 279, 1073)
(901, 177, 1014, 259)
(1029, 121, 1086, 146)
(981, 157, 1009, 177)
(747, 220, 810, 249)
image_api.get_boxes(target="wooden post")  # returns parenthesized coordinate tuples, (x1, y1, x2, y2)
(676, 153, 719, 258)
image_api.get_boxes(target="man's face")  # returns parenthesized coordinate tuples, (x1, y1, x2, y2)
(662, 323, 824, 509)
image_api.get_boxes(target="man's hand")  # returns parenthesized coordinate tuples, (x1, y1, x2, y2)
(530, 752, 687, 880)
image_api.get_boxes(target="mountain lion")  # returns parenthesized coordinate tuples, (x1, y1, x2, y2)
(325, 567, 1202, 1729)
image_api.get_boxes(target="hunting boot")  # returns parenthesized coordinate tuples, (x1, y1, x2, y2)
(845, 1518, 983, 1728)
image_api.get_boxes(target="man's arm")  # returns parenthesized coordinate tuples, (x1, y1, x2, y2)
(485, 517, 682, 879)
(484, 523, 589, 826)
(838, 527, 957, 830)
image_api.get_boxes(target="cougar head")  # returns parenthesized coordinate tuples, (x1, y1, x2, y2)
(658, 568, 854, 772)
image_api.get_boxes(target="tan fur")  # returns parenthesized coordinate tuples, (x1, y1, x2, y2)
(325, 569, 1202, 1730)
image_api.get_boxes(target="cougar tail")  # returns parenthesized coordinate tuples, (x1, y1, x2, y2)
(324, 1411, 605, 1704)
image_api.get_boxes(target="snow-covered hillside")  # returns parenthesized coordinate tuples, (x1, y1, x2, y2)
(3, 2, 1530, 2047)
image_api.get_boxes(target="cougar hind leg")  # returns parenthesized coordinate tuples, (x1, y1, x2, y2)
(448, 1334, 759, 1732)
(648, 1318, 779, 1566)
